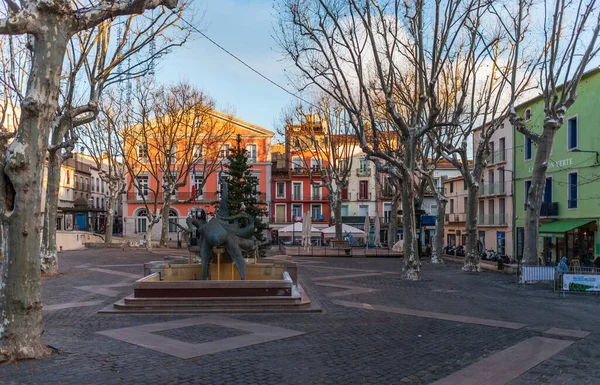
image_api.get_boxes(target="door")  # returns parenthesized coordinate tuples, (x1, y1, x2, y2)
(76, 214, 87, 231)
(275, 205, 286, 223)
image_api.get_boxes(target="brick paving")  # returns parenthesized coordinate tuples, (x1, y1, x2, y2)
(0, 249, 598, 384)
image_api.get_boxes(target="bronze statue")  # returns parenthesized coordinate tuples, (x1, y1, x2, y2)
(178, 180, 256, 280)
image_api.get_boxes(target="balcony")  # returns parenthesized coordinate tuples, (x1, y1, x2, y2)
(127, 191, 267, 203)
(540, 202, 559, 217)
(357, 192, 372, 201)
(356, 168, 371, 177)
(480, 182, 506, 196)
(488, 150, 506, 164)
(378, 187, 394, 199)
(445, 213, 466, 223)
(478, 214, 508, 226)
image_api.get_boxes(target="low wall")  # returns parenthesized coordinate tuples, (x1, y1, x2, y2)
(442, 254, 509, 273)
(56, 231, 104, 251)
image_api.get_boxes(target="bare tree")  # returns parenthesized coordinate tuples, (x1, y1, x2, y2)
(119, 81, 233, 249)
(79, 92, 128, 245)
(40, 6, 191, 274)
(0, 0, 182, 363)
(281, 96, 355, 240)
(509, 0, 600, 265)
(276, 0, 495, 280)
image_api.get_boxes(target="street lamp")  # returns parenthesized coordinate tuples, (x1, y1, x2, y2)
(571, 149, 599, 164)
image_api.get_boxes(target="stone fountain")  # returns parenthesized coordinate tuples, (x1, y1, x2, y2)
(106, 181, 319, 314)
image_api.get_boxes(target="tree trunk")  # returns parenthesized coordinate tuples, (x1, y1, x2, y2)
(104, 194, 115, 244)
(523, 128, 557, 265)
(146, 221, 154, 250)
(332, 191, 342, 240)
(388, 195, 399, 246)
(431, 199, 447, 264)
(0, 21, 69, 361)
(400, 183, 420, 280)
(463, 185, 480, 272)
(160, 201, 171, 248)
(40, 150, 61, 275)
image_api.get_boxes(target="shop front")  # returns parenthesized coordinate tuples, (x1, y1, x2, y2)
(538, 220, 597, 266)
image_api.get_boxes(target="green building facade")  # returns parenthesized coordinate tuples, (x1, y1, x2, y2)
(514, 68, 600, 265)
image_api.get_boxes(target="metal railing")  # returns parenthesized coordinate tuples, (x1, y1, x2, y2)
(478, 214, 507, 226)
(488, 150, 506, 164)
(356, 168, 371, 177)
(445, 213, 466, 223)
(127, 191, 267, 203)
(480, 182, 506, 196)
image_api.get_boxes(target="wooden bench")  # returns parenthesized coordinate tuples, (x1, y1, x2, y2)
(330, 240, 351, 256)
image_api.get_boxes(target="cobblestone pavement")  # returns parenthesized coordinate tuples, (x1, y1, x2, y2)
(0, 249, 599, 384)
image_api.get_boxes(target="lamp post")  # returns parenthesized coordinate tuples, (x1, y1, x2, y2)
(499, 167, 516, 261)
(571, 149, 600, 164)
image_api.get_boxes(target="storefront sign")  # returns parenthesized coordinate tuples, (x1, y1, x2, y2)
(528, 158, 573, 173)
(563, 274, 600, 292)
(539, 232, 565, 238)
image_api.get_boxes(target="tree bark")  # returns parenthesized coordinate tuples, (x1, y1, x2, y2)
(388, 194, 399, 247)
(332, 190, 342, 240)
(40, 149, 61, 274)
(400, 182, 420, 280)
(431, 199, 447, 264)
(523, 128, 557, 265)
(0, 20, 69, 361)
(104, 193, 115, 244)
(463, 185, 481, 272)
(160, 201, 171, 247)
(146, 221, 154, 250)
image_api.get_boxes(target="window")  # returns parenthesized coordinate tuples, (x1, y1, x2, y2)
(292, 182, 302, 200)
(275, 204, 286, 223)
(525, 108, 532, 121)
(341, 186, 348, 200)
(292, 157, 303, 172)
(168, 209, 178, 233)
(341, 205, 350, 217)
(489, 141, 495, 163)
(310, 158, 321, 172)
(488, 200, 495, 224)
(524, 136, 532, 161)
(359, 181, 369, 200)
(463, 197, 467, 212)
(91, 177, 94, 191)
(137, 176, 149, 198)
(567, 117, 578, 150)
(247, 144, 257, 163)
(292, 204, 303, 220)
(137, 144, 148, 160)
(463, 180, 467, 190)
(191, 174, 204, 200)
(311, 184, 321, 200)
(220, 144, 230, 158)
(568, 172, 578, 208)
(430, 204, 438, 215)
(450, 199, 454, 214)
(499, 198, 506, 224)
(276, 182, 285, 198)
(524, 180, 531, 210)
(497, 232, 506, 255)
(136, 209, 148, 233)
(66, 170, 71, 184)
(311, 204, 322, 220)
(383, 203, 392, 223)
(450, 182, 454, 193)
(196, 144, 204, 160)
(499, 138, 506, 162)
(359, 158, 368, 172)
(95, 197, 99, 209)
(56, 218, 62, 230)
(101, 180, 104, 194)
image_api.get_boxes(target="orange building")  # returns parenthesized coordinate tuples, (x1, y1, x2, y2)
(123, 110, 274, 242)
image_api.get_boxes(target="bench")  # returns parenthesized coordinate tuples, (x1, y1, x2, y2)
(330, 240, 351, 256)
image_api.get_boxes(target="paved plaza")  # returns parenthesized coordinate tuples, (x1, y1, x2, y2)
(1, 248, 599, 384)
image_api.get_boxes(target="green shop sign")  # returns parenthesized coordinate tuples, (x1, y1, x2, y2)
(539, 232, 565, 238)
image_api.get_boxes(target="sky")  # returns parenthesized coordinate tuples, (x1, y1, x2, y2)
(156, 0, 293, 137)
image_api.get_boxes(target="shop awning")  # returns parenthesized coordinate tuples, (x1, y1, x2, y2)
(538, 220, 594, 237)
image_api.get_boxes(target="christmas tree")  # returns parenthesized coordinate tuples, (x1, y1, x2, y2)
(223, 134, 268, 244)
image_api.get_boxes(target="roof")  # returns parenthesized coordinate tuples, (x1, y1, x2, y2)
(514, 66, 600, 110)
(538, 220, 595, 234)
(208, 109, 274, 137)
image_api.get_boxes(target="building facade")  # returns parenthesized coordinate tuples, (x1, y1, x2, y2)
(474, 117, 514, 257)
(443, 176, 469, 247)
(514, 68, 600, 265)
(123, 110, 274, 242)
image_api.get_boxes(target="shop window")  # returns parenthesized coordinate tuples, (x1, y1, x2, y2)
(497, 232, 506, 255)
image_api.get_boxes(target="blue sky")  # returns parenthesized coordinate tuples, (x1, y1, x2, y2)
(156, 0, 293, 136)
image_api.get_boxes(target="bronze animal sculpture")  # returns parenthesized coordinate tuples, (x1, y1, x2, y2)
(178, 181, 256, 280)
